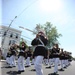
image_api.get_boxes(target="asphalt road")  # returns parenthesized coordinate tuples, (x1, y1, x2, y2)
(0, 60, 75, 75)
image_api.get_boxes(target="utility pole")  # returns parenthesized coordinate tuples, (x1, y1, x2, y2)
(2, 16, 17, 49)
(19, 26, 36, 34)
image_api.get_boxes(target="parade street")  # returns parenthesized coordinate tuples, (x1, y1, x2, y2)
(0, 60, 75, 75)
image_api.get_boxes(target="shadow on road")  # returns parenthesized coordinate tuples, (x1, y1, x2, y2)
(7, 71, 17, 75)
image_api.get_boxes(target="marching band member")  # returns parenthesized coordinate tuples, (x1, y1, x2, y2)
(51, 44, 60, 75)
(31, 50, 35, 65)
(25, 47, 32, 67)
(9, 44, 16, 68)
(59, 48, 65, 71)
(48, 49, 53, 68)
(17, 42, 26, 74)
(6, 49, 11, 65)
(64, 51, 69, 68)
(31, 31, 48, 75)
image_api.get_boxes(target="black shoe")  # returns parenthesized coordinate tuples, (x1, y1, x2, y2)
(31, 69, 36, 71)
(59, 68, 64, 71)
(6, 66, 12, 68)
(53, 73, 57, 75)
(20, 70, 24, 72)
(51, 72, 59, 75)
(13, 66, 16, 67)
(64, 66, 67, 68)
(25, 65, 30, 67)
(46, 66, 51, 68)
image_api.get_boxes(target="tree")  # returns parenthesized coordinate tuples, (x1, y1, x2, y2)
(33, 22, 62, 48)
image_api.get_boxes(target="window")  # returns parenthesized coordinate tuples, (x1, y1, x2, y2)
(16, 34, 18, 39)
(3, 31, 7, 36)
(12, 40, 16, 44)
(9, 40, 11, 45)
(10, 33, 13, 37)
(9, 40, 16, 45)
(1, 39, 4, 45)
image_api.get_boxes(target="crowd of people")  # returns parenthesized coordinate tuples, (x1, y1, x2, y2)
(5, 31, 72, 75)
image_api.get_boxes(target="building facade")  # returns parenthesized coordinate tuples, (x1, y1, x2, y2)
(0, 25, 22, 57)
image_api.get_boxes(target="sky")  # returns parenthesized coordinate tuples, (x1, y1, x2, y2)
(1, 0, 75, 57)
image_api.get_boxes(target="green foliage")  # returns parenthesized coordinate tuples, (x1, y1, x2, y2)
(33, 24, 43, 34)
(33, 22, 62, 48)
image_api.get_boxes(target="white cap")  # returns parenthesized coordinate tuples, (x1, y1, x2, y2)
(38, 29, 45, 34)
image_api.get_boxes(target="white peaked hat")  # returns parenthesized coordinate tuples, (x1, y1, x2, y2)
(38, 29, 45, 34)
